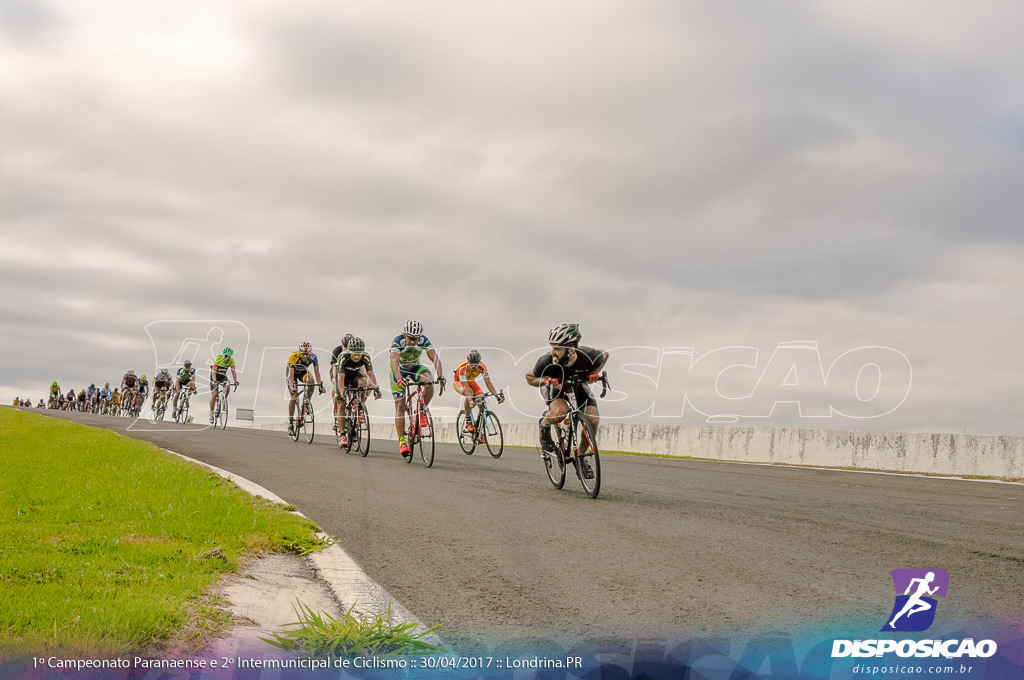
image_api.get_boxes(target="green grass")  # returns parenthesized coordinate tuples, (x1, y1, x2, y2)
(264, 602, 442, 659)
(0, 408, 324, 658)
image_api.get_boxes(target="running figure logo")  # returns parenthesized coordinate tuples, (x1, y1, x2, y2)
(881, 569, 949, 632)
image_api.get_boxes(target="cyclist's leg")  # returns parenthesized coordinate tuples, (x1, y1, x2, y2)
(209, 376, 219, 412)
(417, 366, 434, 405)
(391, 369, 408, 450)
(539, 397, 568, 450)
(581, 405, 600, 454)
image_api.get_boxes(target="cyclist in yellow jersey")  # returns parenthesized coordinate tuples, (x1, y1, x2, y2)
(287, 342, 324, 436)
(453, 350, 504, 433)
(209, 347, 239, 423)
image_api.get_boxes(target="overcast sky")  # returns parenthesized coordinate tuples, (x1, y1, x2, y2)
(3, 1, 1022, 434)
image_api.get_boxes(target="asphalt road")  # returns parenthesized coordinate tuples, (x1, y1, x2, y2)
(33, 410, 1024, 652)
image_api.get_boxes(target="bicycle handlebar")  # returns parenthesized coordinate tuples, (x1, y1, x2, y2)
(401, 378, 445, 397)
(544, 372, 610, 398)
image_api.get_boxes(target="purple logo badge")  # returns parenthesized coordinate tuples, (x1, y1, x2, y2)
(881, 569, 949, 632)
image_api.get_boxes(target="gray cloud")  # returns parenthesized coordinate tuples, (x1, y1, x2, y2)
(2, 2, 1023, 434)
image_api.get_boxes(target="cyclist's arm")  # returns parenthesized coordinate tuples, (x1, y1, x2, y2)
(389, 352, 402, 380)
(525, 369, 545, 388)
(484, 376, 498, 394)
(426, 348, 442, 380)
(365, 368, 379, 390)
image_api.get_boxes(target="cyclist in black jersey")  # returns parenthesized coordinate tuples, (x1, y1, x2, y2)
(332, 336, 381, 447)
(173, 360, 198, 415)
(525, 324, 608, 468)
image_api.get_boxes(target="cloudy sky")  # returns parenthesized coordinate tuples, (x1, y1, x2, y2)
(3, 0, 1022, 435)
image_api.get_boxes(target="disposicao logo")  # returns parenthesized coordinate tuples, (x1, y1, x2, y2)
(831, 568, 998, 659)
(881, 568, 949, 632)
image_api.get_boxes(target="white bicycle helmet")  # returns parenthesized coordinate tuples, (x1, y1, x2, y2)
(348, 336, 365, 352)
(403, 319, 423, 336)
(548, 323, 581, 347)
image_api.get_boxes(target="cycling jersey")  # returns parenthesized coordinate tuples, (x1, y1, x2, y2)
(100, 388, 112, 400)
(455, 361, 488, 383)
(335, 352, 373, 388)
(532, 346, 605, 407)
(337, 351, 372, 374)
(390, 334, 433, 368)
(330, 344, 348, 366)
(286, 351, 318, 376)
(123, 374, 138, 388)
(212, 354, 235, 379)
(454, 361, 488, 396)
(177, 367, 197, 381)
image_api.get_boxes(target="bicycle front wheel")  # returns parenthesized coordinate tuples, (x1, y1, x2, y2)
(456, 411, 476, 455)
(303, 398, 315, 443)
(418, 408, 435, 468)
(573, 416, 601, 498)
(355, 403, 370, 457)
(543, 425, 566, 490)
(483, 411, 504, 458)
(217, 395, 229, 429)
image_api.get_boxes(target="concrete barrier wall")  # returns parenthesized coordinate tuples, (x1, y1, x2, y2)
(255, 421, 1023, 480)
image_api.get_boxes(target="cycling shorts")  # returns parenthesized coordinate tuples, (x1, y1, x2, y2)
(454, 380, 483, 397)
(390, 365, 432, 399)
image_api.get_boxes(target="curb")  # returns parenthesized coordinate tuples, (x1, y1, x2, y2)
(163, 448, 440, 642)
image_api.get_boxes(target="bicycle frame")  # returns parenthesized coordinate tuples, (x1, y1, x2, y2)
(542, 372, 608, 498)
(290, 380, 320, 443)
(457, 391, 505, 458)
(401, 378, 443, 467)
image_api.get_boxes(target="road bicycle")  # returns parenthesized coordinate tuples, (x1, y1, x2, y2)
(401, 377, 444, 467)
(152, 388, 170, 422)
(540, 371, 609, 499)
(456, 391, 505, 458)
(289, 381, 320, 443)
(120, 388, 139, 418)
(212, 380, 238, 430)
(173, 386, 195, 424)
(335, 385, 378, 455)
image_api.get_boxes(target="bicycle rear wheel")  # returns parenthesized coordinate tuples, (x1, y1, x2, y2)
(355, 402, 370, 456)
(456, 411, 476, 455)
(302, 398, 315, 443)
(573, 416, 601, 498)
(483, 411, 504, 458)
(418, 408, 435, 468)
(543, 425, 566, 489)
